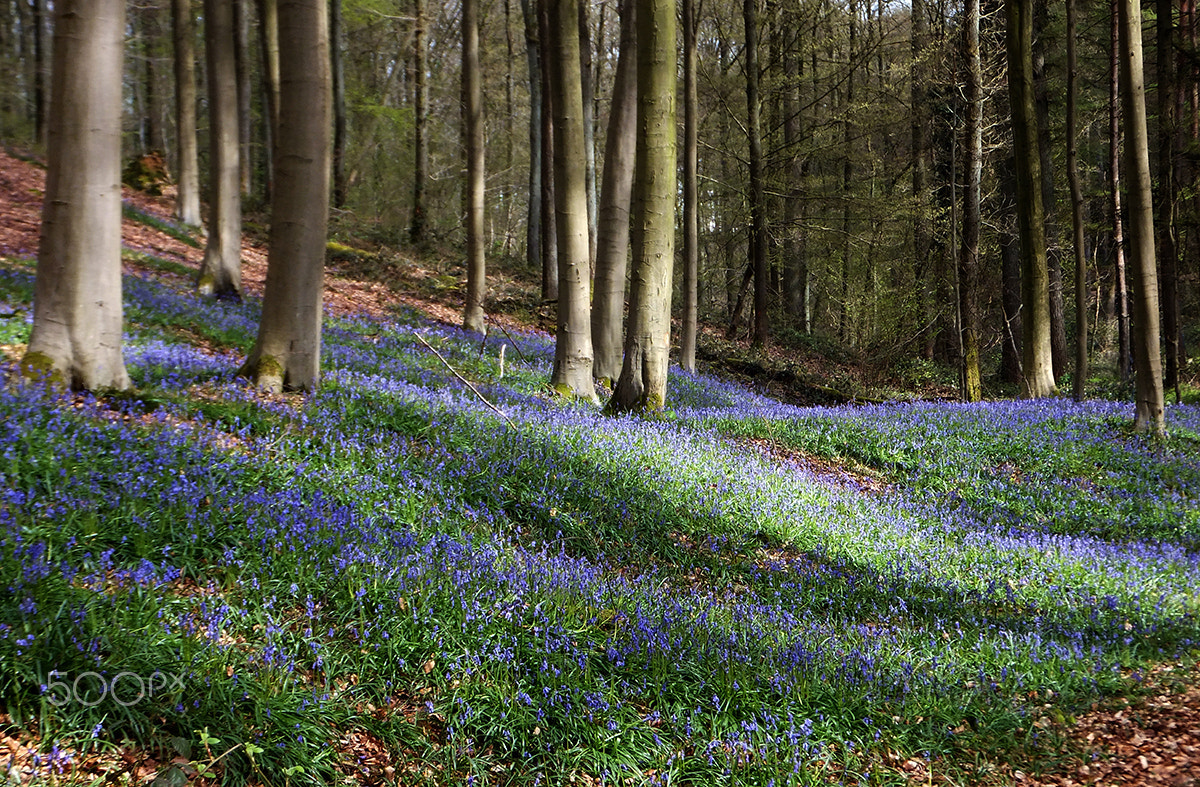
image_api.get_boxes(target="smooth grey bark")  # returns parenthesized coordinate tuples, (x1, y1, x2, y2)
(410, 0, 429, 245)
(681, 0, 699, 372)
(1117, 0, 1165, 433)
(1006, 0, 1057, 397)
(23, 0, 129, 391)
(1068, 0, 1088, 400)
(548, 0, 596, 401)
(463, 0, 487, 333)
(591, 0, 637, 383)
(240, 0, 331, 392)
(198, 0, 243, 300)
(609, 0, 676, 413)
(172, 0, 202, 226)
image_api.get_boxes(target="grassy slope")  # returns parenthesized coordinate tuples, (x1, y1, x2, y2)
(1, 210, 1199, 785)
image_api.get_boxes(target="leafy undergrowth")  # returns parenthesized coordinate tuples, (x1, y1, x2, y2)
(2, 259, 1200, 785)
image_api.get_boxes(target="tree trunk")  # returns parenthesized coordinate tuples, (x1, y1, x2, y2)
(591, 0, 637, 383)
(520, 0, 542, 271)
(1006, 0, 1057, 396)
(783, 12, 808, 334)
(330, 0, 347, 208)
(1111, 0, 1131, 382)
(234, 0, 253, 196)
(240, 0, 331, 392)
(538, 0, 558, 302)
(1118, 0, 1166, 433)
(840, 0, 856, 345)
(999, 151, 1024, 386)
(22, 0, 129, 391)
(960, 0, 983, 402)
(745, 0, 769, 349)
(1068, 0, 1088, 400)
(463, 0, 487, 333)
(579, 0, 597, 269)
(198, 0, 243, 300)
(1157, 0, 1182, 399)
(681, 0, 699, 372)
(257, 0, 280, 201)
(410, 0, 429, 245)
(913, 0, 933, 357)
(547, 0, 596, 401)
(32, 0, 46, 146)
(172, 0, 202, 226)
(609, 0, 676, 413)
(1034, 0, 1067, 382)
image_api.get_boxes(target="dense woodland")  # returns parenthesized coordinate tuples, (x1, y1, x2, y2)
(2, 0, 1197, 428)
(5, 3, 1200, 784)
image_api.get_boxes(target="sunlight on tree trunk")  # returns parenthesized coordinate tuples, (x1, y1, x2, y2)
(198, 0, 243, 301)
(1118, 0, 1166, 434)
(548, 0, 597, 402)
(591, 0, 636, 384)
(23, 0, 129, 391)
(463, 0, 487, 334)
(609, 0, 676, 414)
(240, 0, 331, 393)
(1006, 0, 1056, 398)
(172, 0, 201, 227)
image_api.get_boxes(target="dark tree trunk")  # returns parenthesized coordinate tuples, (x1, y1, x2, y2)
(745, 0, 768, 349)
(330, 0, 347, 208)
(520, 0, 542, 271)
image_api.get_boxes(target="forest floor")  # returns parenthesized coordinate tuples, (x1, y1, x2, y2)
(2, 146, 1200, 786)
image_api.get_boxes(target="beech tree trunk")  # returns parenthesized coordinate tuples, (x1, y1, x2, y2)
(1157, 0, 1182, 399)
(960, 0, 983, 402)
(591, 0, 637, 383)
(681, 0, 699, 372)
(1033, 0, 1067, 382)
(330, 0, 347, 208)
(22, 0, 129, 391)
(520, 0, 542, 270)
(463, 0, 487, 333)
(172, 0, 202, 226)
(745, 0, 769, 349)
(410, 0, 429, 245)
(1111, 0, 1131, 382)
(548, 0, 596, 401)
(240, 0, 331, 393)
(1006, 0, 1057, 396)
(198, 0, 243, 300)
(609, 0, 676, 413)
(257, 0, 280, 201)
(1118, 0, 1166, 433)
(234, 0, 252, 196)
(1068, 0, 1088, 400)
(538, 0, 558, 302)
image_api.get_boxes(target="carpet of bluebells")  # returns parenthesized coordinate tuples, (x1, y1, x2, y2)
(2, 258, 1199, 785)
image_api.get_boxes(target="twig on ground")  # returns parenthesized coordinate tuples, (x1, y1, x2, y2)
(413, 331, 516, 429)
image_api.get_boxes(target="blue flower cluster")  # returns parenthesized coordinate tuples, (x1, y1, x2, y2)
(2, 258, 1199, 784)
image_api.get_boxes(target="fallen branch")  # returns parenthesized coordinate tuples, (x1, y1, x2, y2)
(414, 331, 516, 429)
